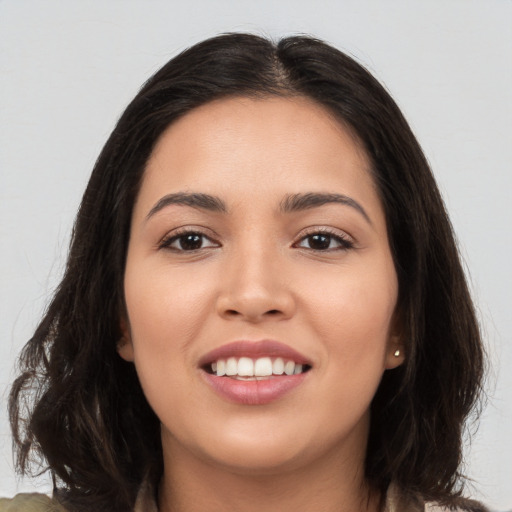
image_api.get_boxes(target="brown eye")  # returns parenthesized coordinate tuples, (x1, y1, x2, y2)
(177, 234, 204, 250)
(305, 234, 332, 250)
(296, 232, 353, 251)
(160, 232, 218, 251)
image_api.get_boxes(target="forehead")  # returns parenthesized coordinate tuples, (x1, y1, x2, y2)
(136, 95, 382, 223)
(149, 95, 369, 170)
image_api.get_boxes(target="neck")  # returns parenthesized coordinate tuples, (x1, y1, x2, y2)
(157, 434, 381, 512)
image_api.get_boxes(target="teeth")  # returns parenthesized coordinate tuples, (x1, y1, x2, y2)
(238, 357, 254, 376)
(226, 357, 238, 376)
(212, 357, 306, 378)
(254, 357, 272, 376)
(216, 359, 226, 377)
(273, 357, 284, 375)
(284, 360, 295, 375)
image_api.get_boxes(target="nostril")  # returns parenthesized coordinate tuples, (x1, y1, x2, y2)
(222, 308, 282, 320)
(225, 309, 240, 316)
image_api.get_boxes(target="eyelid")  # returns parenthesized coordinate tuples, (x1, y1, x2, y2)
(158, 226, 221, 251)
(292, 226, 355, 251)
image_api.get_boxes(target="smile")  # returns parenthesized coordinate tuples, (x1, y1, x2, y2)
(210, 357, 307, 379)
(199, 340, 312, 405)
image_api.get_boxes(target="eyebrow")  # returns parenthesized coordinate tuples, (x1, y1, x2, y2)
(146, 192, 227, 220)
(145, 191, 371, 225)
(280, 192, 372, 225)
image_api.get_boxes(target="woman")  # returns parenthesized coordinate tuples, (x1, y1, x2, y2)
(4, 33, 487, 511)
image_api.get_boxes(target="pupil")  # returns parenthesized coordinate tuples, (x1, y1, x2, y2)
(309, 234, 330, 250)
(180, 234, 202, 250)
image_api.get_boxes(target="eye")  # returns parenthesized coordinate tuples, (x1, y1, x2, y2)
(295, 231, 353, 251)
(159, 231, 219, 251)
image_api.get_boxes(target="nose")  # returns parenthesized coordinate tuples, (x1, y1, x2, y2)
(216, 245, 296, 323)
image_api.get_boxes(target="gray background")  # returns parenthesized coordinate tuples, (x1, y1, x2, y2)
(1, 0, 510, 509)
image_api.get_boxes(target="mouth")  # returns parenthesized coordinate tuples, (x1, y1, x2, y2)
(204, 356, 312, 380)
(199, 340, 312, 405)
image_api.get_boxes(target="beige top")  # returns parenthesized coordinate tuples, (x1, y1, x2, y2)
(0, 483, 477, 511)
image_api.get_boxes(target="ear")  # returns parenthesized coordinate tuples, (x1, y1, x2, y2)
(117, 316, 135, 362)
(384, 309, 405, 370)
(385, 334, 405, 369)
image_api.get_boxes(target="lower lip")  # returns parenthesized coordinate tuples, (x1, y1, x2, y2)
(201, 371, 308, 405)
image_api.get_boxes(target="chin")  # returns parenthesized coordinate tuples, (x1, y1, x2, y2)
(165, 419, 314, 475)
(204, 442, 309, 476)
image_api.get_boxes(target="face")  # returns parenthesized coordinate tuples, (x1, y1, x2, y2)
(120, 96, 403, 475)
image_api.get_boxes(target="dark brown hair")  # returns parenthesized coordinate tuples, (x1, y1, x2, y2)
(9, 33, 486, 511)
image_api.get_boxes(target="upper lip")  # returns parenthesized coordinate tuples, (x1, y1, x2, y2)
(198, 340, 311, 368)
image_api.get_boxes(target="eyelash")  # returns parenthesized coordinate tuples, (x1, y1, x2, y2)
(158, 228, 354, 253)
(293, 228, 354, 252)
(158, 229, 219, 252)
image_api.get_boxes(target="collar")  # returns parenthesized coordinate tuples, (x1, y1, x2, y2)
(132, 478, 425, 512)
(133, 474, 158, 512)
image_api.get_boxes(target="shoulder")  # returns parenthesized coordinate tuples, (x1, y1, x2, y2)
(0, 494, 67, 512)
(386, 484, 490, 512)
(426, 501, 490, 512)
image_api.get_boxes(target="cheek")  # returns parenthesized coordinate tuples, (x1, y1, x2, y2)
(307, 257, 396, 318)
(122, 267, 209, 430)
(122, 263, 217, 405)
(301, 258, 398, 367)
(125, 263, 214, 349)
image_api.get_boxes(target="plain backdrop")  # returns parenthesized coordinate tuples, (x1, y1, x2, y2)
(1, 1, 511, 509)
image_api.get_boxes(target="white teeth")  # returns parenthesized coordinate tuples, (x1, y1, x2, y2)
(238, 357, 254, 376)
(216, 360, 226, 377)
(254, 357, 273, 377)
(272, 357, 284, 375)
(284, 360, 295, 375)
(226, 357, 237, 376)
(212, 357, 306, 378)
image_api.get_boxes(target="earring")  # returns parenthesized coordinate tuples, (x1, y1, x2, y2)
(394, 349, 400, 357)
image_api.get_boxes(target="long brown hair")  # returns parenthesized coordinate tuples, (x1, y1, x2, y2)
(9, 33, 486, 511)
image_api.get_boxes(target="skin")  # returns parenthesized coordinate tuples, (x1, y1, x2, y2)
(119, 96, 404, 512)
